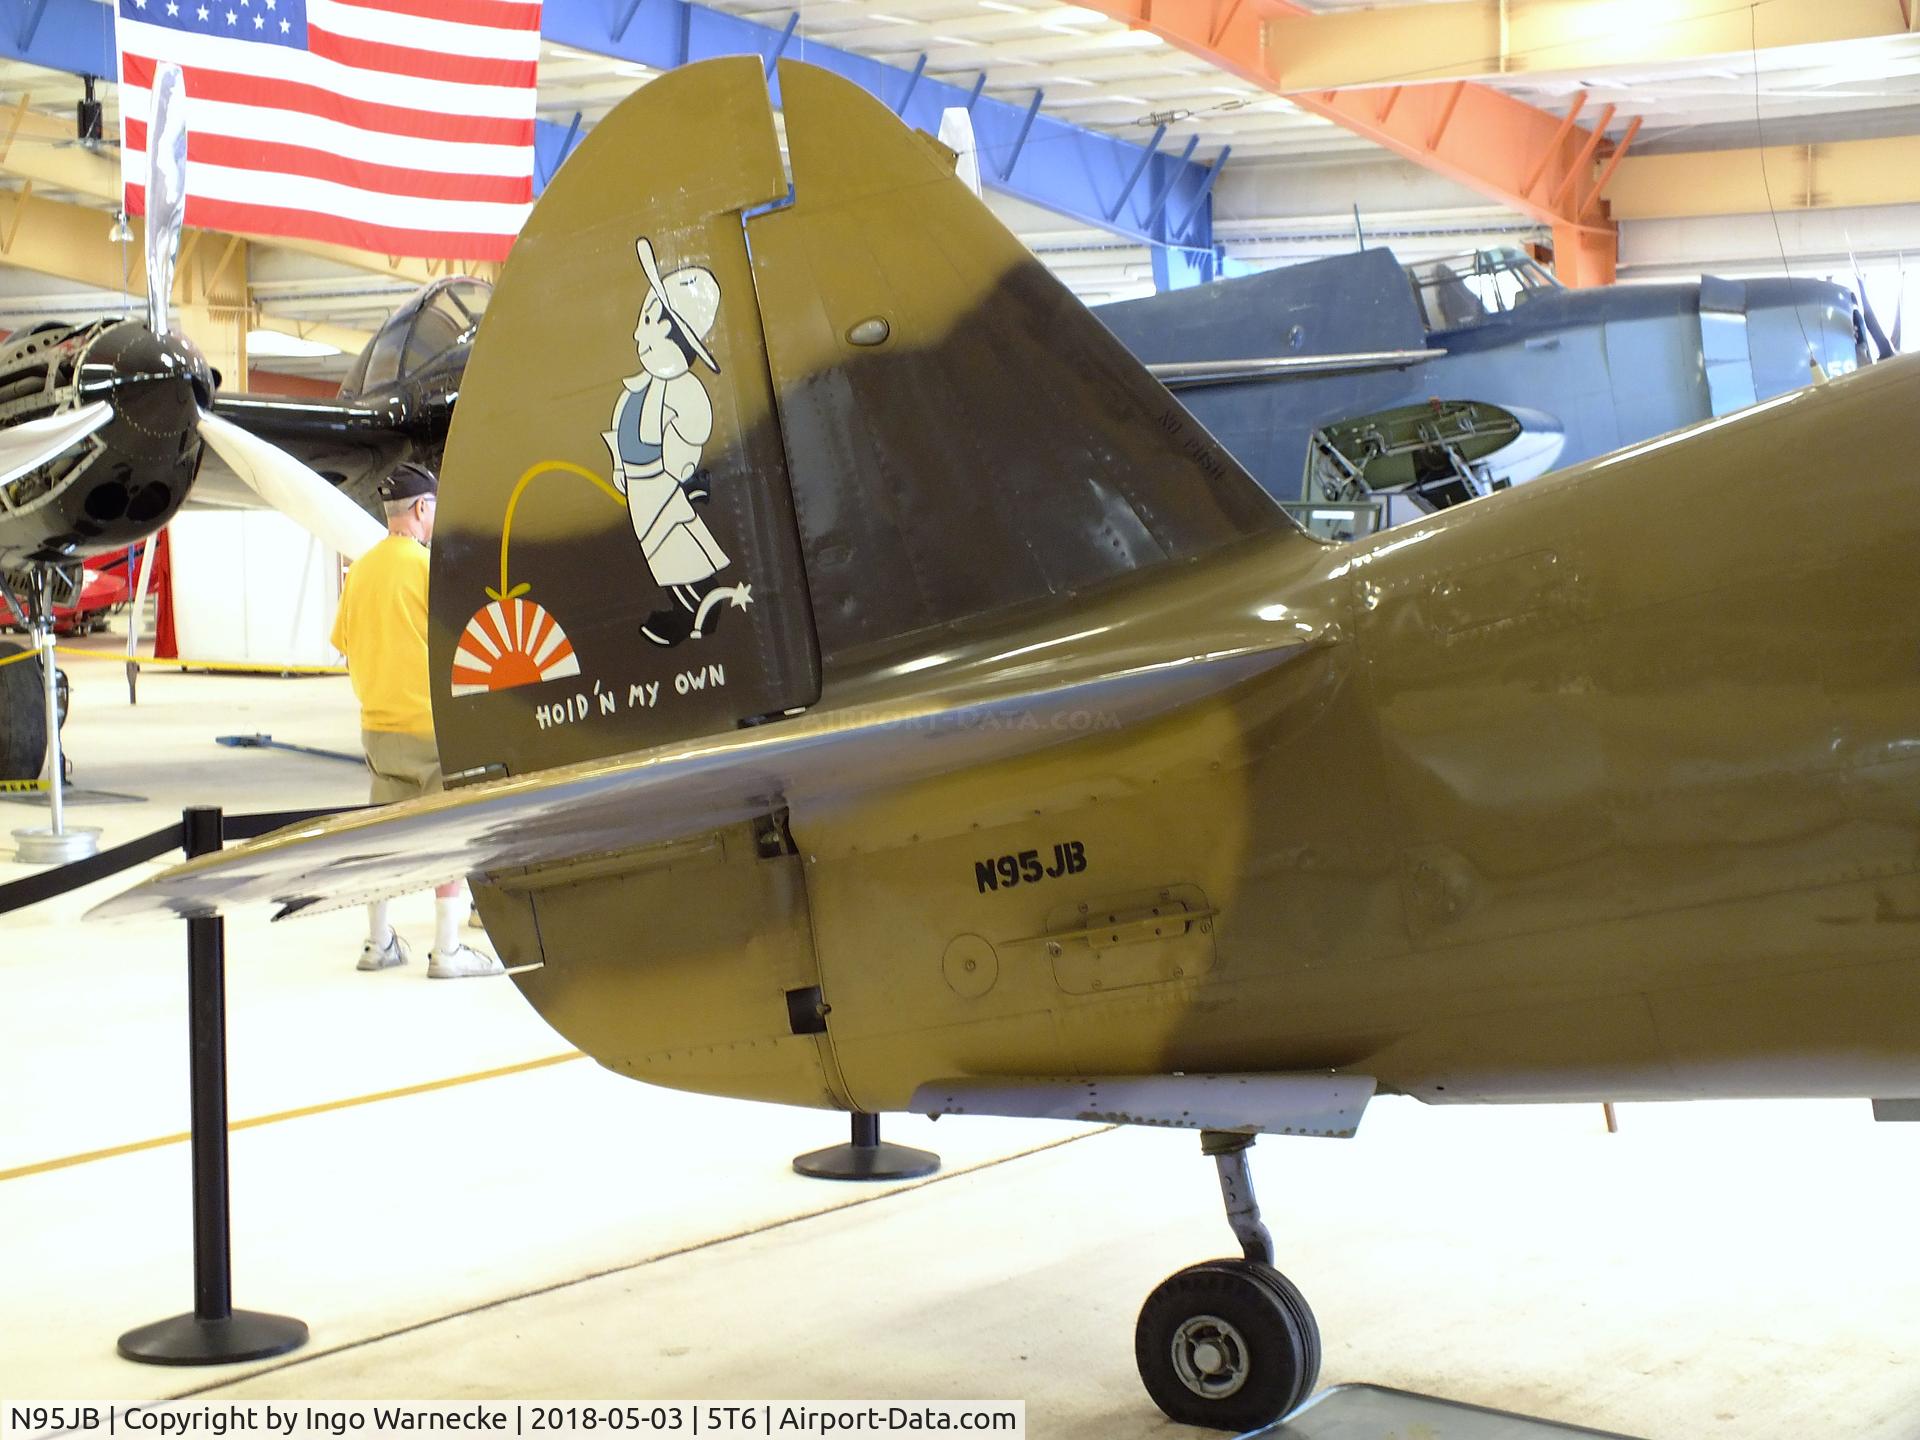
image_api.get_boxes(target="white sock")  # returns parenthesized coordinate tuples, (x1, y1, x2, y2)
(435, 896, 460, 954)
(368, 901, 392, 948)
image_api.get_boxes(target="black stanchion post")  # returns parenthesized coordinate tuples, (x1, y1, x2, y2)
(118, 805, 309, 1366)
(792, 1110, 939, 1182)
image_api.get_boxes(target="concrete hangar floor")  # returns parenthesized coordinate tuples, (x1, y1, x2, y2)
(4, 637, 1919, 1437)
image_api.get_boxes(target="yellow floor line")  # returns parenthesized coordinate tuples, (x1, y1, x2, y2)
(0, 1050, 584, 1184)
(1, 646, 347, 674)
(62, 650, 349, 675)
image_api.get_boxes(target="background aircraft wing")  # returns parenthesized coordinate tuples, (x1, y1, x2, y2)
(1149, 348, 1445, 389)
(90, 638, 1308, 924)
(189, 391, 412, 512)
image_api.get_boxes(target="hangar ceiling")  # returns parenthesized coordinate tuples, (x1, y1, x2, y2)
(0, 0, 1917, 379)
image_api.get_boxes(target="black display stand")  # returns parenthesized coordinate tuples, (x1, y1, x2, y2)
(792, 1111, 940, 1182)
(117, 806, 309, 1366)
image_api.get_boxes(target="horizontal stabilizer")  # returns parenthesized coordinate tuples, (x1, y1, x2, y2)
(910, 1073, 1376, 1138)
(1148, 348, 1444, 389)
(0, 401, 111, 487)
(90, 638, 1302, 924)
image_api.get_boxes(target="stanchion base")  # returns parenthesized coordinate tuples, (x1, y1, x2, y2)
(118, 1310, 308, 1366)
(12, 824, 101, 864)
(792, 1141, 941, 1182)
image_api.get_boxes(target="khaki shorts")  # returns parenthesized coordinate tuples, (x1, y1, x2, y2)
(362, 729, 443, 805)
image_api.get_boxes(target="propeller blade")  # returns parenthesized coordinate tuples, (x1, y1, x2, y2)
(143, 62, 189, 339)
(196, 408, 384, 561)
(0, 401, 112, 487)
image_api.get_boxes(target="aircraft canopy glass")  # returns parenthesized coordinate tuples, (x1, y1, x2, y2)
(341, 277, 492, 397)
(1404, 248, 1559, 332)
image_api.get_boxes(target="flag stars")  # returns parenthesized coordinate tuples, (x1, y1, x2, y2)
(196, 4, 207, 16)
(278, 15, 289, 28)
(165, 0, 177, 12)
(225, 6, 236, 20)
(252, 11, 263, 23)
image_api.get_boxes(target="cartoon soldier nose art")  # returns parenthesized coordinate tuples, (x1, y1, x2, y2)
(606, 236, 753, 647)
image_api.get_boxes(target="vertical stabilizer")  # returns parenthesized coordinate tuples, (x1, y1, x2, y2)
(430, 60, 821, 780)
(430, 59, 1294, 782)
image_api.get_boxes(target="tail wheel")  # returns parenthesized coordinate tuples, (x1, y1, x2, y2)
(1135, 1259, 1319, 1432)
(0, 640, 46, 781)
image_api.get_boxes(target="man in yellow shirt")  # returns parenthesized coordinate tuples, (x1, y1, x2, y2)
(330, 462, 501, 978)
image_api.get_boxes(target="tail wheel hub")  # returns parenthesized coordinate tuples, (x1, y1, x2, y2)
(1170, 1314, 1251, 1399)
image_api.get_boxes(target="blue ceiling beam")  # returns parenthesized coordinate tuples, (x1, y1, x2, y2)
(0, 0, 119, 75)
(543, 0, 1213, 251)
(3, 0, 1215, 252)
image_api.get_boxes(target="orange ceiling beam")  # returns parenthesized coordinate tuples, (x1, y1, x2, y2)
(1075, 0, 1635, 286)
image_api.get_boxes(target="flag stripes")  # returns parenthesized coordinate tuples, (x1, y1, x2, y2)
(117, 0, 539, 262)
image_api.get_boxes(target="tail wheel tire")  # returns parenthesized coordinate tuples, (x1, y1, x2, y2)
(1236, 1260, 1321, 1397)
(1135, 1260, 1319, 1431)
(0, 640, 46, 781)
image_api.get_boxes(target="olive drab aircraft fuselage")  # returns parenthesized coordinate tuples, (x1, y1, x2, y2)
(97, 58, 1920, 1433)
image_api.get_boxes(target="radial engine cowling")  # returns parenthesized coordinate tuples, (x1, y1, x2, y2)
(0, 319, 211, 571)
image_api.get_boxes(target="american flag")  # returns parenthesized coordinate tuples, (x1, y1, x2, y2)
(115, 0, 541, 262)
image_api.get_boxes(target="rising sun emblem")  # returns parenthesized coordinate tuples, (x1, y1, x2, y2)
(450, 597, 582, 696)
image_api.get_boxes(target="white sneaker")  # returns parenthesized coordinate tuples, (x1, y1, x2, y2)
(357, 930, 410, 972)
(428, 943, 505, 979)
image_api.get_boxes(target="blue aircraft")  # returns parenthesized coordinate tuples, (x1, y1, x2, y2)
(1098, 246, 1872, 538)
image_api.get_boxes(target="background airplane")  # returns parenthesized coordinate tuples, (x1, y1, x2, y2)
(97, 57, 1920, 1435)
(0, 268, 478, 784)
(0, 63, 465, 789)
(1097, 244, 1875, 536)
(195, 276, 485, 511)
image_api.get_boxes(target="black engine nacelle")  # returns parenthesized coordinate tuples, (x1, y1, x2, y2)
(0, 319, 212, 570)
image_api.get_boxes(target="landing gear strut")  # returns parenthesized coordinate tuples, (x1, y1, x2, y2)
(8, 567, 99, 864)
(1134, 1132, 1320, 1431)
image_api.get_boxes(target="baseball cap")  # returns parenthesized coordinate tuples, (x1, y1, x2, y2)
(378, 462, 438, 502)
